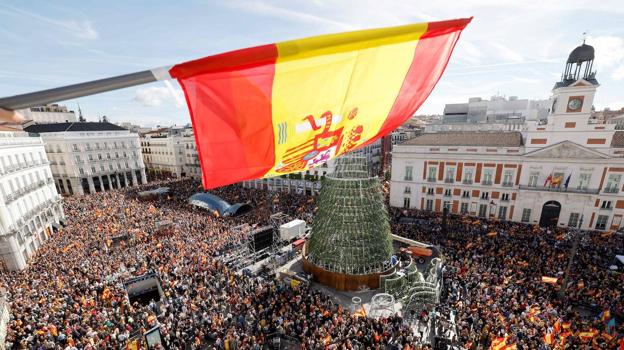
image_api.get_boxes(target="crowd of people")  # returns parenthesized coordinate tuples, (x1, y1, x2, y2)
(391, 208, 623, 349)
(1, 178, 622, 349)
(2, 180, 420, 350)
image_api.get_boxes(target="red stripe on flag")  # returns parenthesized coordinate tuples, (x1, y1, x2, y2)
(373, 18, 471, 140)
(171, 44, 278, 188)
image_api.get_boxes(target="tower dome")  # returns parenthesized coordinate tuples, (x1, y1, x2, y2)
(554, 41, 598, 89)
(567, 43, 595, 64)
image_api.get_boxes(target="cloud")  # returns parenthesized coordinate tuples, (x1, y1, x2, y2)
(587, 35, 624, 81)
(0, 4, 98, 40)
(134, 86, 183, 107)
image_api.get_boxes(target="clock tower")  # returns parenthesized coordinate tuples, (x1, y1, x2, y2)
(548, 41, 598, 128)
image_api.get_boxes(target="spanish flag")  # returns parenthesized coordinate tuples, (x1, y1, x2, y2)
(170, 18, 471, 188)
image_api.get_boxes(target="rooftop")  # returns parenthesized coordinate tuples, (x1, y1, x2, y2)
(402, 131, 524, 147)
(23, 122, 127, 134)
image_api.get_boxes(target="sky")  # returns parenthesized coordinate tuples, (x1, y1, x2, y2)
(1, 0, 624, 127)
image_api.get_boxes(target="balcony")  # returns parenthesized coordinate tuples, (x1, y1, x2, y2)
(404, 189, 411, 194)
(481, 181, 493, 186)
(443, 192, 452, 197)
(502, 182, 514, 187)
(519, 185, 600, 195)
(600, 206, 613, 211)
(462, 179, 473, 185)
(444, 178, 454, 183)
(403, 177, 413, 182)
(604, 187, 619, 194)
(427, 177, 436, 182)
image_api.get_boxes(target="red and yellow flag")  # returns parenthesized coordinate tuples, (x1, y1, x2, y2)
(170, 18, 471, 188)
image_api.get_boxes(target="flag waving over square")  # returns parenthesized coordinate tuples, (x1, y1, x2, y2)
(170, 18, 471, 188)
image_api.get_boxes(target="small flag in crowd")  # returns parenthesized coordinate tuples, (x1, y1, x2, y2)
(541, 276, 558, 284)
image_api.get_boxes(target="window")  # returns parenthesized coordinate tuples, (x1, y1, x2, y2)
(443, 201, 451, 209)
(91, 166, 96, 173)
(496, 206, 507, 220)
(98, 154, 103, 160)
(427, 188, 434, 195)
(605, 174, 621, 193)
(501, 193, 510, 201)
(463, 169, 473, 184)
(79, 168, 84, 175)
(88, 154, 93, 161)
(404, 166, 413, 181)
(86, 143, 91, 151)
(482, 169, 493, 185)
(404, 186, 411, 194)
(425, 199, 434, 211)
(427, 167, 437, 181)
(445, 167, 455, 183)
(100, 165, 105, 171)
(75, 155, 81, 163)
(444, 189, 452, 197)
(460, 203, 468, 214)
(595, 215, 609, 230)
(72, 144, 79, 151)
(107, 153, 111, 159)
(577, 173, 591, 190)
(568, 213, 580, 228)
(480, 192, 489, 200)
(521, 208, 531, 223)
(403, 197, 410, 209)
(528, 172, 539, 187)
(462, 190, 470, 198)
(502, 170, 514, 186)
(478, 204, 488, 218)
(601, 200, 612, 209)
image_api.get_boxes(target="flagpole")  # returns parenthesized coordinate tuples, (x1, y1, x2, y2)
(0, 66, 172, 110)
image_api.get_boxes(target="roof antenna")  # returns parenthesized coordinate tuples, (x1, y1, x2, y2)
(582, 31, 587, 45)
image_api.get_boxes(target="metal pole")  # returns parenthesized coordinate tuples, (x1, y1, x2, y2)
(0, 67, 171, 110)
(559, 215, 583, 299)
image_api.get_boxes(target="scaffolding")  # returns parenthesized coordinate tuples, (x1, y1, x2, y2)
(307, 157, 393, 275)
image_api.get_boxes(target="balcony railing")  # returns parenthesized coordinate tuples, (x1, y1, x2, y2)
(444, 178, 454, 183)
(519, 185, 600, 194)
(599, 206, 613, 211)
(462, 179, 473, 185)
(427, 177, 436, 182)
(502, 182, 514, 187)
(481, 181, 493, 186)
(404, 177, 413, 182)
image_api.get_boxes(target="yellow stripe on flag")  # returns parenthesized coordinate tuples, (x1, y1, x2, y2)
(267, 23, 428, 177)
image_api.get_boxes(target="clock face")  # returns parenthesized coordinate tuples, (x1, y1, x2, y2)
(568, 98, 582, 111)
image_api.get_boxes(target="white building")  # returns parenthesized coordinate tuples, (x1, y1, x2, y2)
(390, 42, 624, 231)
(441, 95, 551, 124)
(140, 125, 198, 179)
(18, 104, 77, 124)
(24, 122, 147, 195)
(0, 130, 63, 271)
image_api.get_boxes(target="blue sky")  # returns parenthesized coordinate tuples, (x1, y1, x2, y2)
(1, 0, 624, 126)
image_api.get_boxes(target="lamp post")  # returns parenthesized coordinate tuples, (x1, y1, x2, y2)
(559, 215, 583, 299)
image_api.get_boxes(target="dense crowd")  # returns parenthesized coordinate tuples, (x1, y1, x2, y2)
(391, 208, 624, 349)
(2, 180, 421, 350)
(1, 179, 622, 349)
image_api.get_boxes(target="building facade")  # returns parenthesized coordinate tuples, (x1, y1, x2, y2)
(390, 42, 624, 231)
(441, 95, 551, 124)
(140, 125, 198, 179)
(18, 104, 77, 124)
(0, 131, 64, 271)
(24, 122, 147, 195)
